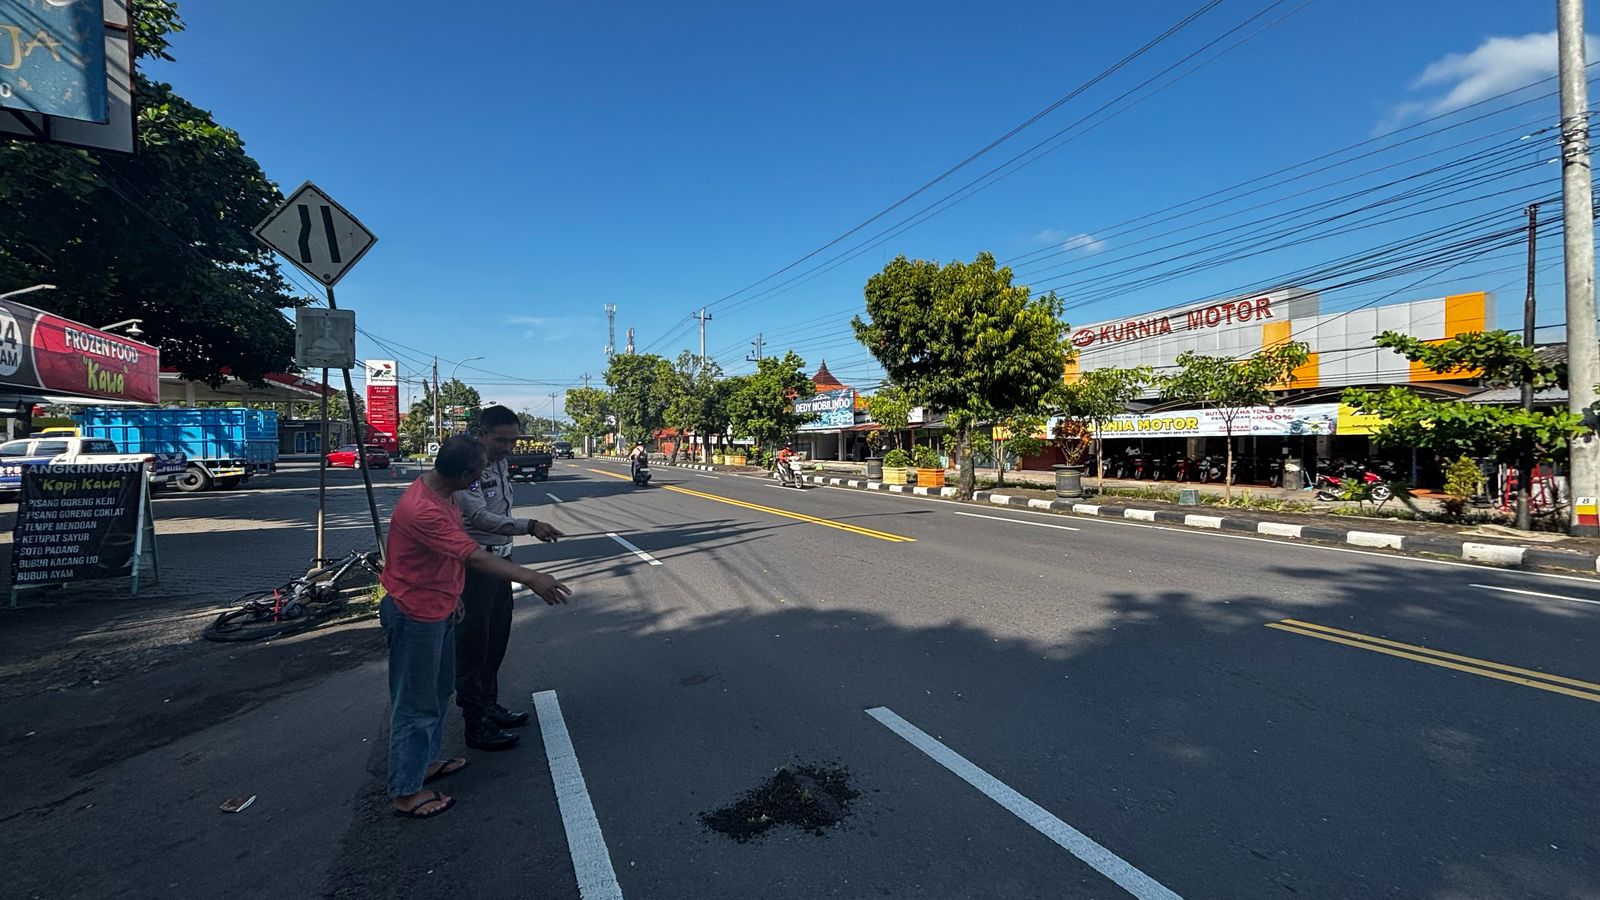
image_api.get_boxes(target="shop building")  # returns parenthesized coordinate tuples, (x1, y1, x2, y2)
(1034, 288, 1495, 485)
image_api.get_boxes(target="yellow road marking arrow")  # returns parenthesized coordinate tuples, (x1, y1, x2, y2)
(587, 467, 914, 543)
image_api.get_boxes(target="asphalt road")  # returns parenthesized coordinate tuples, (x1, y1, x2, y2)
(8, 459, 1600, 899)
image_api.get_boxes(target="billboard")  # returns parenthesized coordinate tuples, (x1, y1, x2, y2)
(0, 0, 108, 123)
(0, 299, 159, 404)
(364, 359, 399, 452)
(795, 388, 856, 431)
(1054, 403, 1341, 438)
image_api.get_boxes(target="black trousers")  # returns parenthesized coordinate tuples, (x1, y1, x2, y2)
(455, 564, 514, 724)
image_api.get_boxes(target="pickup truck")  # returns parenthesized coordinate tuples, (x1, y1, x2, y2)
(0, 435, 187, 494)
(507, 437, 553, 482)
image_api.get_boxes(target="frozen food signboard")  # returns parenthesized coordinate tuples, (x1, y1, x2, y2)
(0, 299, 160, 404)
(1061, 403, 1341, 438)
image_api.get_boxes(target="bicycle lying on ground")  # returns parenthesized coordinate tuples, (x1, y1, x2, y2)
(202, 549, 384, 643)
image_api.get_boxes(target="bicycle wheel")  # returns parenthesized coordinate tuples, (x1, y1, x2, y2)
(203, 591, 317, 642)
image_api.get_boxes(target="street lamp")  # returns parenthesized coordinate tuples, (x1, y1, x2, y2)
(99, 318, 145, 337)
(438, 356, 484, 436)
(0, 284, 56, 302)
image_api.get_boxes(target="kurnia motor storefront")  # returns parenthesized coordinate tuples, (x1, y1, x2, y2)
(1034, 287, 1494, 486)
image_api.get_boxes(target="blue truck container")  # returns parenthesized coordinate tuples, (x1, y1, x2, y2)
(76, 407, 280, 492)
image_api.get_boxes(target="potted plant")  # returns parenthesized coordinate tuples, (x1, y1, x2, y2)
(882, 448, 910, 485)
(729, 450, 747, 466)
(913, 444, 945, 488)
(1050, 418, 1092, 497)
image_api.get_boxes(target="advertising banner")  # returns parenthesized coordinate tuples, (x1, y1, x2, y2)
(364, 360, 400, 452)
(0, 299, 159, 404)
(1066, 403, 1342, 438)
(794, 388, 856, 431)
(10, 461, 143, 587)
(0, 0, 108, 123)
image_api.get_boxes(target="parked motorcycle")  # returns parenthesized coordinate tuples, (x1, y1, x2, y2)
(1313, 460, 1391, 502)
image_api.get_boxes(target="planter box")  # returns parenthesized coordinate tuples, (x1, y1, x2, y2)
(916, 468, 946, 488)
(728, 454, 746, 466)
(712, 454, 725, 465)
(881, 465, 907, 485)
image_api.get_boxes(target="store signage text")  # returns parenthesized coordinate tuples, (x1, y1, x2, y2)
(1072, 296, 1274, 348)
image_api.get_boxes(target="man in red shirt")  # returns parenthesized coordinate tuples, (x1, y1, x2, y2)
(380, 435, 571, 819)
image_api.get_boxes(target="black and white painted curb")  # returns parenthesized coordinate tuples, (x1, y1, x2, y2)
(793, 474, 1599, 575)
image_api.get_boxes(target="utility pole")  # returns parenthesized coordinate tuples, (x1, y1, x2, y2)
(432, 356, 440, 447)
(605, 304, 617, 360)
(747, 333, 765, 364)
(1518, 203, 1539, 531)
(693, 307, 713, 371)
(1559, 0, 1600, 535)
(549, 392, 559, 435)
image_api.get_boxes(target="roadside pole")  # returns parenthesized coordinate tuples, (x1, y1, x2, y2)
(326, 285, 387, 558)
(317, 367, 329, 560)
(1518, 203, 1538, 531)
(1558, 0, 1600, 535)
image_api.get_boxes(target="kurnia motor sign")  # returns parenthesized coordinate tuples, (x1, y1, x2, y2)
(1071, 296, 1275, 348)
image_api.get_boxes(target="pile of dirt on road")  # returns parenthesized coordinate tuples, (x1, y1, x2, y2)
(701, 762, 860, 842)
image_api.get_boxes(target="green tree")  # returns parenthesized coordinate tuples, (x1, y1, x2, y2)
(854, 252, 1070, 500)
(1055, 366, 1154, 490)
(1160, 343, 1310, 501)
(0, 0, 304, 385)
(396, 378, 482, 451)
(665, 352, 733, 462)
(1343, 330, 1585, 530)
(605, 353, 676, 445)
(564, 386, 612, 455)
(866, 385, 913, 451)
(726, 352, 815, 455)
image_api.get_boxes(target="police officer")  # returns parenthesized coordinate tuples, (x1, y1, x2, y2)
(453, 405, 565, 750)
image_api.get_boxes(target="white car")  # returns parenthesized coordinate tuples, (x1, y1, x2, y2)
(0, 436, 187, 494)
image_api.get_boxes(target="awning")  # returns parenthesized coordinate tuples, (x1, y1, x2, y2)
(160, 370, 332, 404)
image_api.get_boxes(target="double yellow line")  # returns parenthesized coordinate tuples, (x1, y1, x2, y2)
(1267, 618, 1600, 704)
(586, 468, 914, 543)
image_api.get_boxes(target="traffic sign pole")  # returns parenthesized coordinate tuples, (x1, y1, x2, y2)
(327, 285, 386, 561)
(253, 181, 383, 561)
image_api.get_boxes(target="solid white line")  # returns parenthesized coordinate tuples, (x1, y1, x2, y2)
(688, 471, 721, 479)
(605, 532, 662, 566)
(1470, 583, 1600, 607)
(533, 691, 625, 900)
(545, 493, 564, 504)
(955, 510, 1079, 531)
(866, 707, 1181, 900)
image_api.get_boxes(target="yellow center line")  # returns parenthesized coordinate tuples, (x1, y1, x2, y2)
(1279, 618, 1600, 693)
(586, 467, 914, 543)
(1266, 621, 1600, 704)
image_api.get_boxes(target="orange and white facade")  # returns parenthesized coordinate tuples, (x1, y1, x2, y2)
(1064, 288, 1494, 390)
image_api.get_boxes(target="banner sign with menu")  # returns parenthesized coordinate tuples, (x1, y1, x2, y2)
(9, 462, 158, 603)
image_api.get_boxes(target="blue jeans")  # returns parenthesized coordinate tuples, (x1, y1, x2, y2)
(381, 595, 456, 798)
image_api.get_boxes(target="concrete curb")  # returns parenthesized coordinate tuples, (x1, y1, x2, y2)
(793, 474, 1600, 575)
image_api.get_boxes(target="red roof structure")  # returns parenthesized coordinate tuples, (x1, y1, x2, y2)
(811, 360, 845, 391)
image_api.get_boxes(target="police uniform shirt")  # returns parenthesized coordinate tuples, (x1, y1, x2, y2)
(452, 456, 530, 550)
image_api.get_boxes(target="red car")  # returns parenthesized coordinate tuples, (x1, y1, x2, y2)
(327, 443, 390, 469)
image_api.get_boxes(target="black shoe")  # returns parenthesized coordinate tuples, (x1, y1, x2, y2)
(465, 723, 520, 751)
(487, 703, 530, 729)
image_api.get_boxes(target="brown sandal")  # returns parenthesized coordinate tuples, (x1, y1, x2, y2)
(393, 791, 454, 819)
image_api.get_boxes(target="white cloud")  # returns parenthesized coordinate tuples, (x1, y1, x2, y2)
(504, 314, 595, 342)
(1036, 228, 1105, 254)
(1061, 233, 1106, 255)
(1379, 32, 1600, 132)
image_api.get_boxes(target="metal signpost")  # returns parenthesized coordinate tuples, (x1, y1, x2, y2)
(254, 183, 384, 560)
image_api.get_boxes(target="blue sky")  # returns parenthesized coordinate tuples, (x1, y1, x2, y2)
(153, 0, 1570, 414)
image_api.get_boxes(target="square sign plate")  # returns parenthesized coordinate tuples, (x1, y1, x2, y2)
(254, 182, 377, 286)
